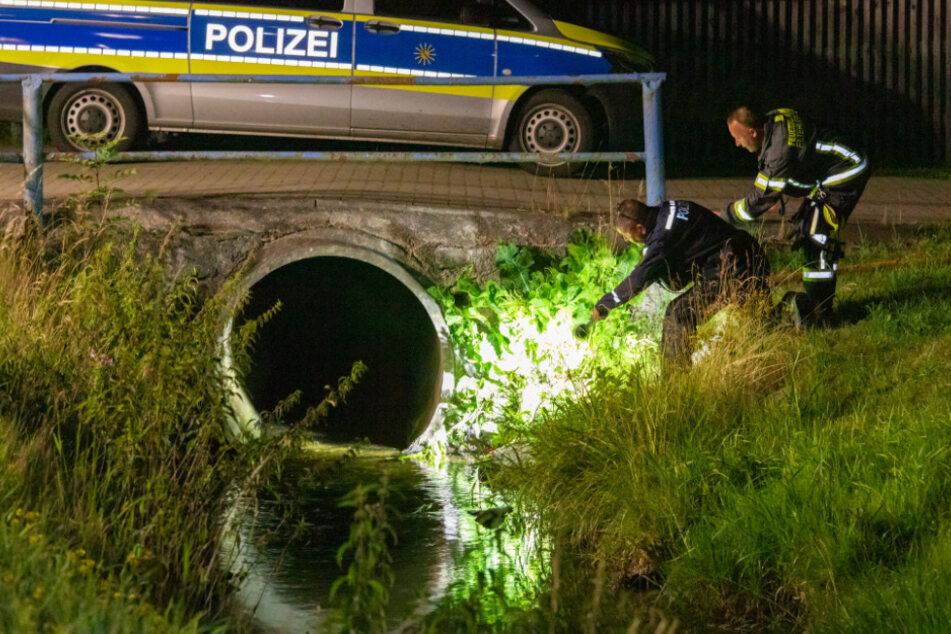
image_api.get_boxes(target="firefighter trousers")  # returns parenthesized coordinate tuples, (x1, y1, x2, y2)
(791, 173, 869, 318)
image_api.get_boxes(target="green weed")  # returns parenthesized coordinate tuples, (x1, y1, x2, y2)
(330, 476, 396, 633)
(0, 503, 205, 633)
(57, 135, 137, 216)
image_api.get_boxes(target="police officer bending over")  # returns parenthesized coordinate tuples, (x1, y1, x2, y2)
(589, 198, 771, 368)
(725, 106, 869, 323)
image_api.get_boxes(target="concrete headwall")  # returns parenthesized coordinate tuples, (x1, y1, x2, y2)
(119, 196, 606, 293)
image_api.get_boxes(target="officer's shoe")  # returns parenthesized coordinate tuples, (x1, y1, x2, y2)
(773, 291, 819, 330)
(772, 291, 802, 329)
(790, 292, 812, 329)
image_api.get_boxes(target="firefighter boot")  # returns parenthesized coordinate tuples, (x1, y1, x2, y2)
(803, 277, 836, 322)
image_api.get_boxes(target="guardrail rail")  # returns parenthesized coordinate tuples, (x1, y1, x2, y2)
(1, 71, 666, 223)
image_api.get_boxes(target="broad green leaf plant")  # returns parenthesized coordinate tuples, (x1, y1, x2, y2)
(428, 230, 666, 453)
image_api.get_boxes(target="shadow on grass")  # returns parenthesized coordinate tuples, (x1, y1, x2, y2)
(833, 282, 951, 328)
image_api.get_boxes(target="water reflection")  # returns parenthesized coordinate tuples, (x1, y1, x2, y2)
(222, 443, 542, 632)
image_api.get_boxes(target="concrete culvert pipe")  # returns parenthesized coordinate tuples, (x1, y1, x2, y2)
(224, 241, 453, 451)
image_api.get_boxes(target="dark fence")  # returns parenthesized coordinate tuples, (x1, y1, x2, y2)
(546, 0, 950, 174)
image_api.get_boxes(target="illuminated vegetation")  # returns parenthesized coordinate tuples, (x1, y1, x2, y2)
(427, 231, 666, 454)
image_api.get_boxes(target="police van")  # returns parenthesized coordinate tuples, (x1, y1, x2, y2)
(0, 0, 651, 156)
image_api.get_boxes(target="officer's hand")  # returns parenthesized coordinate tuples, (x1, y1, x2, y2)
(719, 202, 734, 222)
(590, 307, 604, 322)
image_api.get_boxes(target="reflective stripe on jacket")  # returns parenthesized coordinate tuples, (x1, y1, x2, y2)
(728, 108, 868, 223)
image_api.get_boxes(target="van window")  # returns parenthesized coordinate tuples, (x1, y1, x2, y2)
(457, 0, 531, 30)
(221, 0, 345, 10)
(373, 0, 459, 22)
(493, 0, 532, 31)
(374, 0, 531, 30)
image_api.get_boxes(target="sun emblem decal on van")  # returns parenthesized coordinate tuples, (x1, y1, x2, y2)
(414, 43, 436, 65)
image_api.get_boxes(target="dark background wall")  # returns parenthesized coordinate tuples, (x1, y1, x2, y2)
(542, 0, 950, 175)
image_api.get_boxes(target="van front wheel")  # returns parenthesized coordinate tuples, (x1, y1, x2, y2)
(48, 83, 142, 152)
(509, 90, 594, 177)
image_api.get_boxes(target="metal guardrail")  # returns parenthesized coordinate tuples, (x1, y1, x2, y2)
(2, 71, 666, 223)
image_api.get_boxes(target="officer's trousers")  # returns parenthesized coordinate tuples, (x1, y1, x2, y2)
(661, 232, 771, 367)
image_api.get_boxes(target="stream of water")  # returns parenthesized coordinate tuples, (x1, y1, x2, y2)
(221, 443, 543, 632)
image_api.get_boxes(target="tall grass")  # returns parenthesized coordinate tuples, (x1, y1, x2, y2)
(0, 210, 317, 630)
(0, 499, 204, 632)
(491, 225, 951, 631)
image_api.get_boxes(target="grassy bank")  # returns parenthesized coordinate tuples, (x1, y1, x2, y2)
(0, 213, 324, 631)
(2, 191, 949, 632)
(479, 225, 951, 631)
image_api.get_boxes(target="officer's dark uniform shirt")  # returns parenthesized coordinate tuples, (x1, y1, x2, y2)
(726, 108, 868, 224)
(596, 201, 749, 315)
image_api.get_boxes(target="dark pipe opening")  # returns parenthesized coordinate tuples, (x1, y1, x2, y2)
(237, 256, 442, 449)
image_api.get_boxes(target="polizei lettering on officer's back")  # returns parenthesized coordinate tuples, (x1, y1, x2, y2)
(204, 24, 339, 58)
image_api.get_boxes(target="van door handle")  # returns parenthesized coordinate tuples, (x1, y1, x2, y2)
(365, 20, 400, 34)
(308, 15, 343, 30)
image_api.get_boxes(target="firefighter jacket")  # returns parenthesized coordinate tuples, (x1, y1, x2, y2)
(595, 201, 752, 316)
(726, 108, 868, 224)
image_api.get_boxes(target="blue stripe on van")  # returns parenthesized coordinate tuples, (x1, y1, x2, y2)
(355, 27, 493, 78)
(1, 21, 187, 53)
(497, 41, 612, 76)
(0, 7, 187, 28)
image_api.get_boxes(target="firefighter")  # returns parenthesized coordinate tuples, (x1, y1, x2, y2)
(724, 106, 870, 323)
(589, 198, 770, 368)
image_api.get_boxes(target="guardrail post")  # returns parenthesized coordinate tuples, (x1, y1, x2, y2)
(642, 78, 666, 206)
(22, 74, 44, 224)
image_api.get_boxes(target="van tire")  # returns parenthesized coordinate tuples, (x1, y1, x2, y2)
(509, 90, 594, 177)
(48, 83, 143, 152)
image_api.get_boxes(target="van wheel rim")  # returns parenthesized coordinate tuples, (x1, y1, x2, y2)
(62, 90, 124, 146)
(522, 105, 581, 153)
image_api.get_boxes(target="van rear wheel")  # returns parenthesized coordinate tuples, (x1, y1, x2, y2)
(48, 83, 142, 152)
(509, 90, 594, 177)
